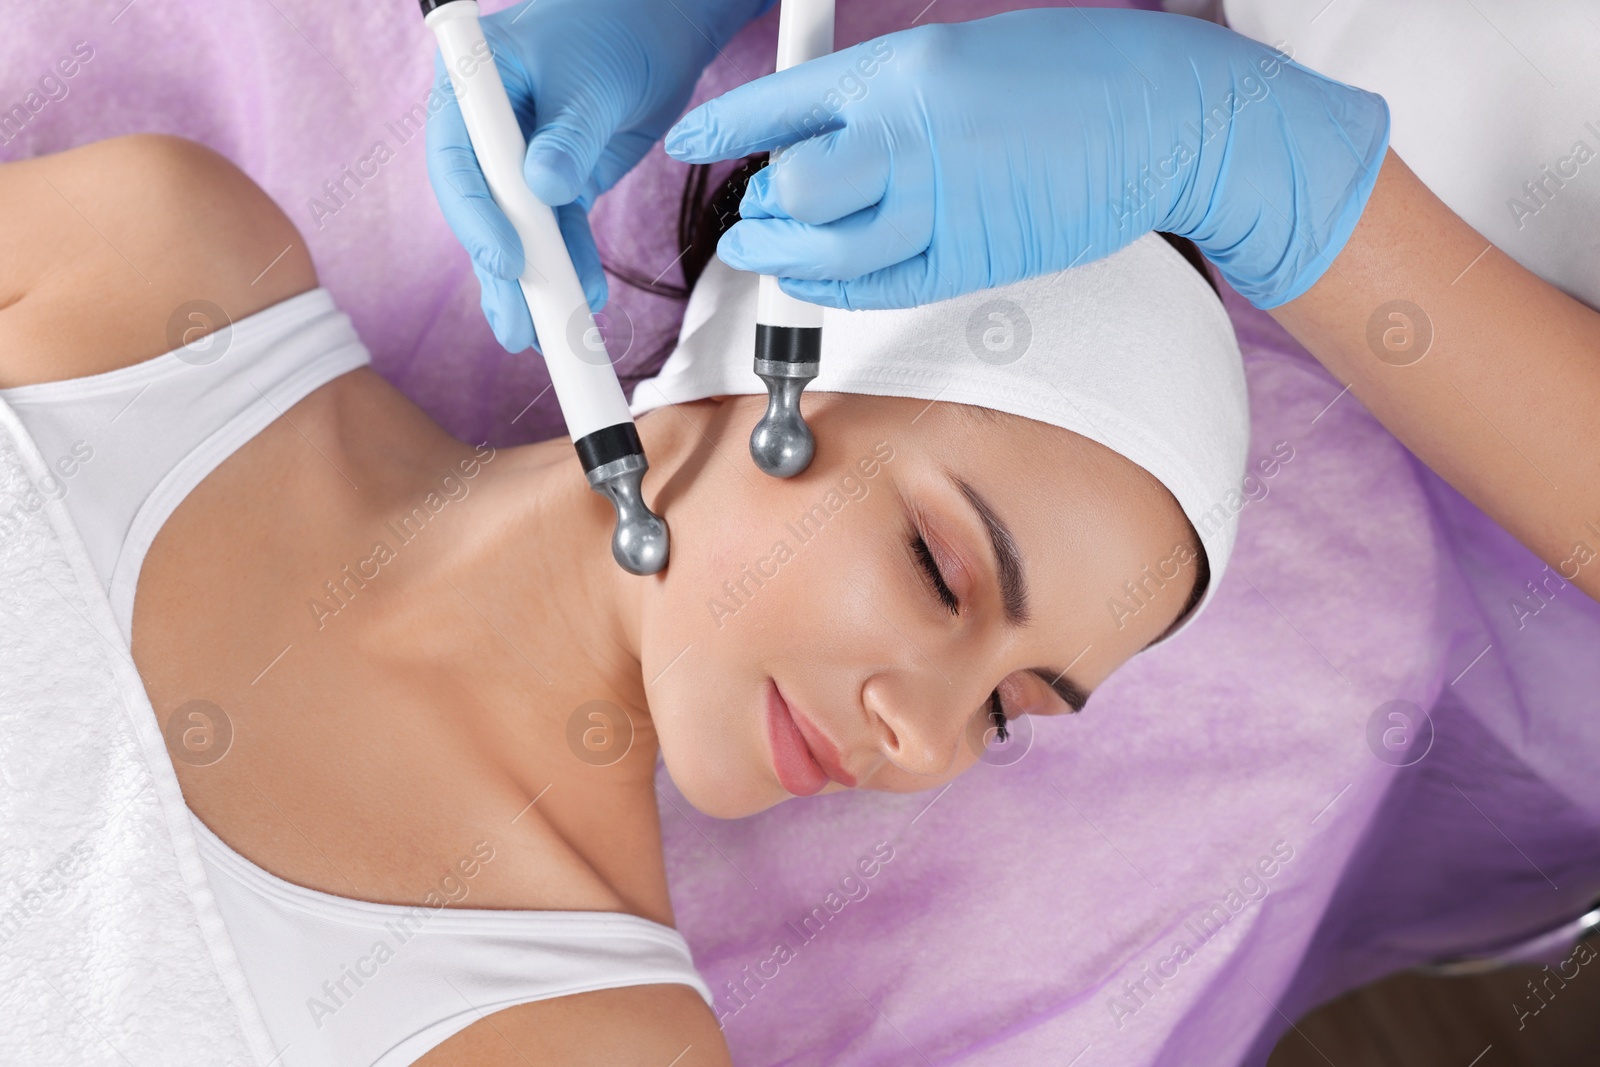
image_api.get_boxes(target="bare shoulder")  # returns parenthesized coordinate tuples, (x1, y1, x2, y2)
(0, 133, 316, 387)
(413, 980, 733, 1066)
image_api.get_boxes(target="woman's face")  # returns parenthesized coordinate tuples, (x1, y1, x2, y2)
(638, 392, 1200, 818)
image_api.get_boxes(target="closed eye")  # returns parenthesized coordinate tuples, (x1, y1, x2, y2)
(908, 519, 1011, 740)
(910, 527, 960, 615)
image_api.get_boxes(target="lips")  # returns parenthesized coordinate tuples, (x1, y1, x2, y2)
(765, 680, 856, 796)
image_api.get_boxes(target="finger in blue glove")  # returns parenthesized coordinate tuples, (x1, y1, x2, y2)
(665, 11, 1389, 312)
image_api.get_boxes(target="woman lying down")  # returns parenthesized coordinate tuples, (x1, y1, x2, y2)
(0, 134, 1246, 1065)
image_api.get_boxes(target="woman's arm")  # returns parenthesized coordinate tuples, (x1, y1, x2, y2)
(1272, 149, 1600, 603)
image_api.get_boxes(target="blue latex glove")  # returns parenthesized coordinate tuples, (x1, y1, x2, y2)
(663, 9, 1390, 311)
(425, 0, 775, 352)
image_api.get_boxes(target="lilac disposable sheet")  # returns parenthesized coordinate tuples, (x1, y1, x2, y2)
(3, 1, 1595, 1063)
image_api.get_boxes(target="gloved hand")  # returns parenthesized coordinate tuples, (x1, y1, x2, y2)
(663, 9, 1390, 311)
(425, 0, 775, 352)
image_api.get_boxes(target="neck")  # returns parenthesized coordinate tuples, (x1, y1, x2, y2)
(323, 367, 719, 921)
(505, 438, 650, 706)
(425, 404, 704, 788)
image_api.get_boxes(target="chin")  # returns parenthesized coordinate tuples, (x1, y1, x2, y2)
(666, 764, 782, 820)
(648, 667, 787, 819)
(655, 724, 782, 820)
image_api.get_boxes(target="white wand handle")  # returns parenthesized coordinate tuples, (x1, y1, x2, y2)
(756, 0, 835, 333)
(424, 0, 668, 575)
(425, 0, 632, 442)
(747, 0, 836, 479)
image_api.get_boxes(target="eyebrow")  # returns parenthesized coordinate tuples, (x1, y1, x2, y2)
(952, 476, 1030, 626)
(1027, 667, 1091, 714)
(950, 474, 1093, 714)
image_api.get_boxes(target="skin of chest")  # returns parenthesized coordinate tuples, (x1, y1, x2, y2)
(131, 368, 678, 928)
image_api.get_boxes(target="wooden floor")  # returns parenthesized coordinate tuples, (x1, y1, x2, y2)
(1267, 959, 1600, 1067)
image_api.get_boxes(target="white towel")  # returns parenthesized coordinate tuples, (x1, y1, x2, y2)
(0, 398, 271, 1064)
(631, 232, 1251, 643)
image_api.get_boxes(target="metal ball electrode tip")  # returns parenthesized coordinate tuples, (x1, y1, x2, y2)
(750, 363, 817, 478)
(586, 456, 669, 575)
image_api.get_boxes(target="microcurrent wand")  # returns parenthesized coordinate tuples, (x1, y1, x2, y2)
(748, 0, 835, 479)
(422, 0, 668, 575)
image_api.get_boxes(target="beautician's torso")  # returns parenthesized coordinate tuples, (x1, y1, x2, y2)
(0, 136, 730, 1065)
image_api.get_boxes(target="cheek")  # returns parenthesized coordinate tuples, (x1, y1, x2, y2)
(641, 481, 908, 811)
(633, 491, 841, 808)
(639, 514, 776, 806)
(651, 490, 808, 662)
(656, 468, 898, 657)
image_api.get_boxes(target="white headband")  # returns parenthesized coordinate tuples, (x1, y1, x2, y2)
(630, 233, 1250, 645)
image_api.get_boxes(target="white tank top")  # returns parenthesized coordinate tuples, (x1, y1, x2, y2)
(0, 287, 713, 1066)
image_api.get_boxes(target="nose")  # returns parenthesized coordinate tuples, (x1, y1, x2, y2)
(861, 672, 979, 780)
